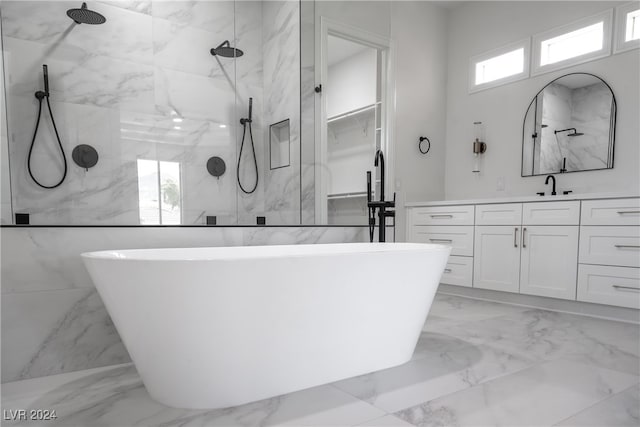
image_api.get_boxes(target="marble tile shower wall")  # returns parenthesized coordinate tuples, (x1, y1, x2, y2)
(1, 0, 302, 225)
(261, 0, 301, 225)
(0, 226, 368, 383)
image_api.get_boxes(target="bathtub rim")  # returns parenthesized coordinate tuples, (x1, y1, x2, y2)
(81, 242, 451, 262)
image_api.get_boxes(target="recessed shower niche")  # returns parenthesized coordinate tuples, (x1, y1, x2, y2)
(270, 119, 290, 170)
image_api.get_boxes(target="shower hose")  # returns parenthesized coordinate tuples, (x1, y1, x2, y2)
(237, 98, 258, 194)
(28, 68, 67, 189)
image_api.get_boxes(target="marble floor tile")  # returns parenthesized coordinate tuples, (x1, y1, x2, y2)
(355, 414, 415, 426)
(555, 383, 640, 426)
(1, 365, 385, 427)
(2, 294, 638, 427)
(333, 338, 536, 413)
(394, 359, 639, 427)
(429, 293, 529, 322)
(424, 305, 640, 375)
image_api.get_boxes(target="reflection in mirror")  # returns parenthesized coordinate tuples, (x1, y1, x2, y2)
(522, 73, 616, 176)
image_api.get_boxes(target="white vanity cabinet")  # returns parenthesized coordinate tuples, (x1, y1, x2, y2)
(577, 198, 640, 309)
(474, 225, 521, 292)
(472, 201, 579, 299)
(519, 225, 579, 300)
(407, 205, 474, 287)
(406, 196, 639, 309)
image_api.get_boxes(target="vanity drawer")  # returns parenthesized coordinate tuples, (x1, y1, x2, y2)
(581, 198, 640, 226)
(410, 226, 474, 256)
(522, 201, 580, 225)
(410, 205, 474, 226)
(577, 264, 640, 309)
(579, 226, 640, 267)
(440, 255, 473, 287)
(475, 203, 522, 225)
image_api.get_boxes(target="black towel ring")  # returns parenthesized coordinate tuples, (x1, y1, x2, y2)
(419, 136, 431, 154)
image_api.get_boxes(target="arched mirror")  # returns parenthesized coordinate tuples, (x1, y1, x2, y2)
(522, 73, 616, 176)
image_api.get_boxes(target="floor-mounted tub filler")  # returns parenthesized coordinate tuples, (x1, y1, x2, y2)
(82, 242, 450, 409)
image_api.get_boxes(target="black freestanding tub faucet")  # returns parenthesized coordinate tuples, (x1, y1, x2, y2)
(367, 150, 395, 242)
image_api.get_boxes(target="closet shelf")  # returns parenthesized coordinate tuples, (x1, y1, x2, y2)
(327, 191, 368, 200)
(327, 103, 378, 124)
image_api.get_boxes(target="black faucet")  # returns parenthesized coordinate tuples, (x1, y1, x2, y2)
(545, 175, 557, 195)
(375, 150, 385, 202)
(367, 150, 395, 242)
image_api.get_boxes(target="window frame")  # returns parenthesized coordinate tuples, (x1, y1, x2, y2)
(468, 38, 531, 94)
(532, 10, 613, 76)
(614, 2, 640, 54)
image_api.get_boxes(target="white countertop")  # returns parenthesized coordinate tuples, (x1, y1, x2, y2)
(405, 192, 639, 207)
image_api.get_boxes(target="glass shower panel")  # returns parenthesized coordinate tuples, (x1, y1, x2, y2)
(0, 0, 303, 226)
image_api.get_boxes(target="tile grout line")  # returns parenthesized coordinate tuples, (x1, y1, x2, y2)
(550, 382, 640, 426)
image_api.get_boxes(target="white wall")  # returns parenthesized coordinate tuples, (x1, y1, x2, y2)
(444, 1, 639, 200)
(315, 1, 449, 239)
(327, 47, 377, 117)
(391, 1, 449, 240)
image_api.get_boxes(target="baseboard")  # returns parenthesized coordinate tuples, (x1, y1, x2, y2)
(437, 284, 640, 324)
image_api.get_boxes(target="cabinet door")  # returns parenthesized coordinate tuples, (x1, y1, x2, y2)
(473, 226, 521, 293)
(519, 226, 579, 300)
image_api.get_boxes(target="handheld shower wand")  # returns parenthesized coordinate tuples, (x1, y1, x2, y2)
(237, 97, 258, 194)
(28, 64, 68, 189)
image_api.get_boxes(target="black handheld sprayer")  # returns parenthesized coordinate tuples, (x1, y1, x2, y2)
(237, 97, 258, 194)
(28, 64, 68, 189)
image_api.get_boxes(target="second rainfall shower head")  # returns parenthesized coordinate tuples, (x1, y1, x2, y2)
(67, 2, 106, 25)
(210, 40, 244, 58)
(554, 128, 584, 137)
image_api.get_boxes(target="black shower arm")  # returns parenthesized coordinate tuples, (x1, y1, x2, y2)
(215, 40, 230, 50)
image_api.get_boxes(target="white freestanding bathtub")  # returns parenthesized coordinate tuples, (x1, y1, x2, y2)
(82, 242, 450, 409)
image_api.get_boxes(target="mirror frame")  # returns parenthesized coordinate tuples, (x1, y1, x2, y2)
(521, 72, 617, 177)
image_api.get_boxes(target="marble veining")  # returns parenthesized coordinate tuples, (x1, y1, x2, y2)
(1, 226, 368, 382)
(2, 294, 638, 427)
(1, 0, 302, 226)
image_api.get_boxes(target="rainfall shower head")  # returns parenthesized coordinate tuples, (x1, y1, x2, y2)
(554, 128, 583, 137)
(67, 3, 106, 25)
(210, 40, 243, 58)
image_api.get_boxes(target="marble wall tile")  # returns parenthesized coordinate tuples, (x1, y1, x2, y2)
(152, 17, 233, 78)
(1, 226, 367, 381)
(1, 0, 301, 226)
(262, 0, 301, 225)
(1, 227, 244, 294)
(98, 1, 152, 16)
(152, 1, 234, 34)
(1, 288, 130, 383)
(2, 2, 153, 65)
(0, 15, 12, 225)
(241, 226, 367, 246)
